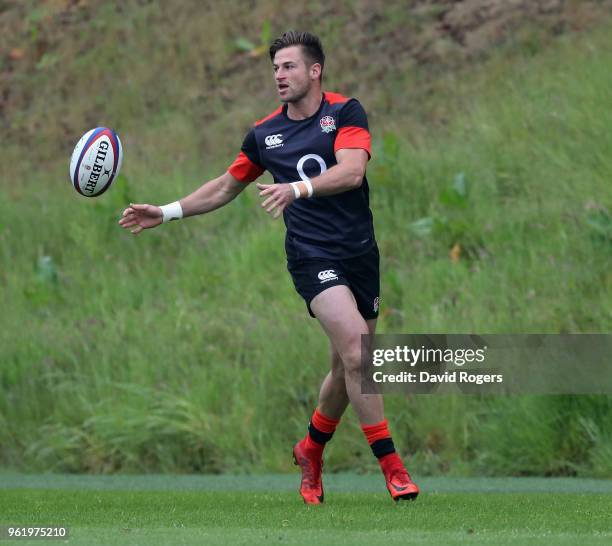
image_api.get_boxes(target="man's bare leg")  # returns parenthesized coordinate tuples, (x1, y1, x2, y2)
(307, 285, 419, 501)
(310, 285, 382, 423)
(316, 344, 348, 420)
(316, 318, 377, 421)
(292, 288, 376, 504)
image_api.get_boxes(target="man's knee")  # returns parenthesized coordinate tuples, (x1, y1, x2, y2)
(339, 336, 366, 377)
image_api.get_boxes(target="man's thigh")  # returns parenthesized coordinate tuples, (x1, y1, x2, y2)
(310, 285, 370, 359)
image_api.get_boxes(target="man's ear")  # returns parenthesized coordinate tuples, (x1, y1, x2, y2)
(310, 63, 321, 80)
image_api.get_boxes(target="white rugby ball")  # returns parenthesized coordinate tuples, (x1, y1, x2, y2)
(69, 127, 123, 197)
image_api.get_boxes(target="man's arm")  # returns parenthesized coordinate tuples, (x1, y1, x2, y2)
(180, 170, 248, 217)
(307, 148, 368, 196)
(257, 148, 368, 219)
(118, 170, 247, 234)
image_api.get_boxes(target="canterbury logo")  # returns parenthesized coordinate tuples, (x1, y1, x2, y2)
(265, 134, 283, 148)
(317, 269, 338, 282)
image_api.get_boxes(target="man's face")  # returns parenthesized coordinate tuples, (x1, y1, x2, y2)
(273, 46, 319, 103)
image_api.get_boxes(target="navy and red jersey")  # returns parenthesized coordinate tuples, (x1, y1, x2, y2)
(228, 91, 375, 260)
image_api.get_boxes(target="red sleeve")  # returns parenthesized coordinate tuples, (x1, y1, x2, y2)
(334, 99, 371, 160)
(334, 126, 371, 159)
(228, 151, 264, 183)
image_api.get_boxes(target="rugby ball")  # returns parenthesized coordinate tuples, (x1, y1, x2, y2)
(69, 127, 123, 197)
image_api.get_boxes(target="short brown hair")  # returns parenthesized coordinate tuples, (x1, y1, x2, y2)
(269, 30, 325, 82)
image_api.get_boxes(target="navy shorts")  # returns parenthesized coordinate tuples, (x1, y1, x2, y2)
(287, 244, 380, 320)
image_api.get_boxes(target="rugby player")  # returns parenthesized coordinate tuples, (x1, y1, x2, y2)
(118, 30, 419, 504)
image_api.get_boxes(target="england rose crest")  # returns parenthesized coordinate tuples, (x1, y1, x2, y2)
(320, 115, 336, 133)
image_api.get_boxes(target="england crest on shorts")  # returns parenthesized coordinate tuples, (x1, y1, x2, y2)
(320, 115, 336, 133)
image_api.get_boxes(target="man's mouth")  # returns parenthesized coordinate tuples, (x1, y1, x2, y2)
(278, 84, 289, 92)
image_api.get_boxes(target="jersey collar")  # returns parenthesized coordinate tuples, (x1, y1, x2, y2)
(282, 92, 326, 123)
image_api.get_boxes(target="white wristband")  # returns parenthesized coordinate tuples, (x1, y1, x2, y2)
(160, 201, 183, 223)
(290, 180, 314, 199)
(303, 179, 314, 198)
(290, 182, 301, 199)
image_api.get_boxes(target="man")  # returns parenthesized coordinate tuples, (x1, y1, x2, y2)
(118, 30, 419, 504)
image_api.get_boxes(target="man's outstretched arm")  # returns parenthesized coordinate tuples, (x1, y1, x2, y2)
(118, 171, 247, 235)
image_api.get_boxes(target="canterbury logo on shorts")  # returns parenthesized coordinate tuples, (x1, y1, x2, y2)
(318, 269, 338, 283)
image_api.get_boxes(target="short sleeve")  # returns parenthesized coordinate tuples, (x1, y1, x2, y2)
(228, 128, 265, 183)
(334, 99, 371, 159)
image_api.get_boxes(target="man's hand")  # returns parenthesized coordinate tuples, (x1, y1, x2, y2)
(257, 182, 296, 219)
(118, 203, 163, 235)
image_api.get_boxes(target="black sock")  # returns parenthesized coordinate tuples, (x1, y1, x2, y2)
(370, 437, 396, 459)
(308, 421, 334, 445)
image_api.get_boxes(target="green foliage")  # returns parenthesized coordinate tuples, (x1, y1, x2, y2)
(409, 172, 485, 258)
(0, 3, 611, 475)
(586, 208, 612, 242)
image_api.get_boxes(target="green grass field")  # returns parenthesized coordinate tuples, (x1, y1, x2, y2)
(2, 474, 611, 545)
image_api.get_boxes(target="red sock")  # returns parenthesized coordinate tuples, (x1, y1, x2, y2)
(361, 419, 403, 468)
(361, 419, 391, 445)
(301, 408, 340, 458)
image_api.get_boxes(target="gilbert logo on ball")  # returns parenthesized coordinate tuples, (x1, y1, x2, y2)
(70, 127, 123, 197)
